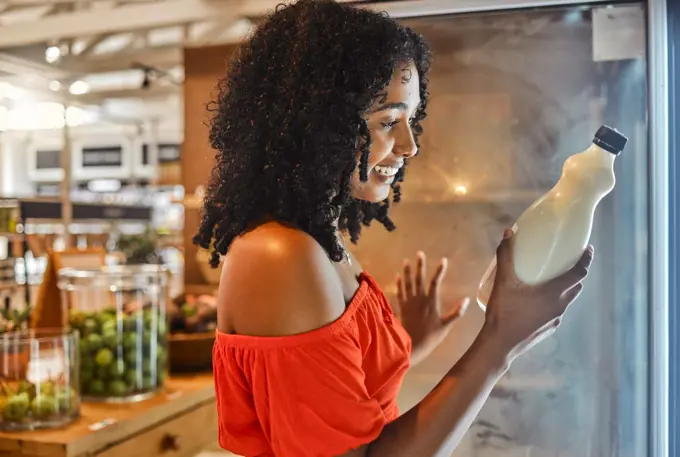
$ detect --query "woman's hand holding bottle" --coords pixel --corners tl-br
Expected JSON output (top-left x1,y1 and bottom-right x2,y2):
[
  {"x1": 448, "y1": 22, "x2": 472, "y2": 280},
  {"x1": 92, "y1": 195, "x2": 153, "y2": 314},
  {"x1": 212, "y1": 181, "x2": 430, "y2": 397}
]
[{"x1": 482, "y1": 229, "x2": 595, "y2": 362}]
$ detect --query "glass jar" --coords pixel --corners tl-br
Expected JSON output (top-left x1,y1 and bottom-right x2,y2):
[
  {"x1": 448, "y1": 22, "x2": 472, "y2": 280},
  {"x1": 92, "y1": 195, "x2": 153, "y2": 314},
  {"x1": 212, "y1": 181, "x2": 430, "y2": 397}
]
[
  {"x1": 0, "y1": 329, "x2": 80, "y2": 431},
  {"x1": 58, "y1": 265, "x2": 168, "y2": 402}
]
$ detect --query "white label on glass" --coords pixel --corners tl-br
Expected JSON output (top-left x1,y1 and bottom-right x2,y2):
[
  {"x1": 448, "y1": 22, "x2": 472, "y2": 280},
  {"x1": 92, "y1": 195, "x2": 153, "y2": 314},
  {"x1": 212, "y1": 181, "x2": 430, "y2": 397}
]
[
  {"x1": 592, "y1": 5, "x2": 645, "y2": 62},
  {"x1": 26, "y1": 348, "x2": 66, "y2": 384}
]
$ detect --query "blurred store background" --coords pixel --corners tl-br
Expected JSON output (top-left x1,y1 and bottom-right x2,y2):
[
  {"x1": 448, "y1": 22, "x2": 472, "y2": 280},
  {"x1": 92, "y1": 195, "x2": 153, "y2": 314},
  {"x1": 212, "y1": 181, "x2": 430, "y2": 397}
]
[{"x1": 0, "y1": 1, "x2": 674, "y2": 457}]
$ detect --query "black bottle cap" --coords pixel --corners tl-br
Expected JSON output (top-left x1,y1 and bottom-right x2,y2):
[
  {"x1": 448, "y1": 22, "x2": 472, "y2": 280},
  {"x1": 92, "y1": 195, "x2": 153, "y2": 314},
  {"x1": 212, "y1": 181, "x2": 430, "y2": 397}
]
[{"x1": 593, "y1": 125, "x2": 628, "y2": 155}]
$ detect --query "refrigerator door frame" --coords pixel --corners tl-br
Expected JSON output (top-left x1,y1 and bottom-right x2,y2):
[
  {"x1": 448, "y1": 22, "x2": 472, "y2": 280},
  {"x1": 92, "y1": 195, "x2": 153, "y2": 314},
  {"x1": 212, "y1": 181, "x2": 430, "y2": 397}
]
[
  {"x1": 372, "y1": 1, "x2": 670, "y2": 456},
  {"x1": 367, "y1": 0, "x2": 612, "y2": 18},
  {"x1": 648, "y1": 1, "x2": 671, "y2": 457},
  {"x1": 664, "y1": 1, "x2": 677, "y2": 457}
]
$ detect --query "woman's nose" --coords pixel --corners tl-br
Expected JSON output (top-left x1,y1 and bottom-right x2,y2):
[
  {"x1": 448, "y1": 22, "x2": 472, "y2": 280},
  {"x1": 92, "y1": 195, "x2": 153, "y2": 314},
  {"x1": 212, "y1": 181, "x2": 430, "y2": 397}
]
[{"x1": 393, "y1": 124, "x2": 418, "y2": 158}]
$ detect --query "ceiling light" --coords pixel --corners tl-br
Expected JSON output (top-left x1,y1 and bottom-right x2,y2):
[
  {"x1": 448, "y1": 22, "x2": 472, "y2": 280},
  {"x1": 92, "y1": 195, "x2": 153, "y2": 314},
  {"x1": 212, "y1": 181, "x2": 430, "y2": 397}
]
[
  {"x1": 48, "y1": 80, "x2": 61, "y2": 92},
  {"x1": 45, "y1": 45, "x2": 61, "y2": 64},
  {"x1": 69, "y1": 80, "x2": 89, "y2": 95},
  {"x1": 454, "y1": 185, "x2": 468, "y2": 196}
]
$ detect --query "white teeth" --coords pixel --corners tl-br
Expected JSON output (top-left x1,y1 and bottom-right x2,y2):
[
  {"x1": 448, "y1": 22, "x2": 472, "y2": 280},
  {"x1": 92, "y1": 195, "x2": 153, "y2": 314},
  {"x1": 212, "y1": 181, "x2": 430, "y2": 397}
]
[{"x1": 374, "y1": 165, "x2": 399, "y2": 177}]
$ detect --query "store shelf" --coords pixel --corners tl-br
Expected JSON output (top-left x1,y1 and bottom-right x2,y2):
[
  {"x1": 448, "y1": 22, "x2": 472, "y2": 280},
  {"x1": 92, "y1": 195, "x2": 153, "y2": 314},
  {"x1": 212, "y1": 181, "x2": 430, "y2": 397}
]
[
  {"x1": 0, "y1": 232, "x2": 24, "y2": 240},
  {"x1": 0, "y1": 373, "x2": 216, "y2": 457},
  {"x1": 18, "y1": 200, "x2": 152, "y2": 222}
]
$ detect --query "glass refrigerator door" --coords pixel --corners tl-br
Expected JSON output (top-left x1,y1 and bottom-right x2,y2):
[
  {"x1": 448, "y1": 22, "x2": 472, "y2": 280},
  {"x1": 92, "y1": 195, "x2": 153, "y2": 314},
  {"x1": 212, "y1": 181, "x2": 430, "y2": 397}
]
[{"x1": 353, "y1": 3, "x2": 650, "y2": 457}]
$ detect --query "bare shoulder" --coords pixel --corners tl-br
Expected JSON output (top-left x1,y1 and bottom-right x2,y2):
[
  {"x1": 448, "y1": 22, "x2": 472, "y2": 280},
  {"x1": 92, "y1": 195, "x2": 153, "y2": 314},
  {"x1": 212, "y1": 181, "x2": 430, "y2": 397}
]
[{"x1": 216, "y1": 221, "x2": 345, "y2": 337}]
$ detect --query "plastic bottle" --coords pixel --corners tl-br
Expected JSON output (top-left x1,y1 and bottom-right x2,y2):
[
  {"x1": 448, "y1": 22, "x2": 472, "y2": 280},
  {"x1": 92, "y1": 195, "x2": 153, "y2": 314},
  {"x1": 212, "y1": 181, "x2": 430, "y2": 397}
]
[{"x1": 477, "y1": 125, "x2": 628, "y2": 312}]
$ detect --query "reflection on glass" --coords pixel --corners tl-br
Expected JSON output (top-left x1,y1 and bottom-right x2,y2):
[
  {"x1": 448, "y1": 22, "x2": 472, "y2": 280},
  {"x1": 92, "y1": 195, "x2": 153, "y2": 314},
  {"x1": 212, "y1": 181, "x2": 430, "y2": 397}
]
[{"x1": 355, "y1": 4, "x2": 648, "y2": 457}]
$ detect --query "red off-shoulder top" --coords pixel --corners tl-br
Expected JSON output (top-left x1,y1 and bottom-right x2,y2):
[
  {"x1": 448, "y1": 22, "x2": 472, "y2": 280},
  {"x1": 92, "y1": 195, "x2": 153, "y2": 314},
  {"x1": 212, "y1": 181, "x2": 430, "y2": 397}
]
[{"x1": 212, "y1": 272, "x2": 412, "y2": 457}]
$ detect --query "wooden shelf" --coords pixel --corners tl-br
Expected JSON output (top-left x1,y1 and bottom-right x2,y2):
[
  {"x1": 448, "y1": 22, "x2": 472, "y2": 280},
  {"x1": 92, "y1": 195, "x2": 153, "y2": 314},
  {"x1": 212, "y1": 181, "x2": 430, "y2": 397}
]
[
  {"x1": 0, "y1": 232, "x2": 24, "y2": 240},
  {"x1": 0, "y1": 373, "x2": 216, "y2": 457}
]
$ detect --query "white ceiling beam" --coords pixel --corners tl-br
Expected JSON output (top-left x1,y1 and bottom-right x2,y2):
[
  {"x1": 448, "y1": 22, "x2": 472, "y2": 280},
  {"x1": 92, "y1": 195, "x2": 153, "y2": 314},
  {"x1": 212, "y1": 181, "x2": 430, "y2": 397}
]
[
  {"x1": 0, "y1": 51, "x2": 69, "y2": 79},
  {"x1": 118, "y1": 31, "x2": 151, "y2": 53},
  {"x1": 0, "y1": 3, "x2": 53, "y2": 24},
  {"x1": 75, "y1": 85, "x2": 177, "y2": 104},
  {"x1": 44, "y1": 19, "x2": 253, "y2": 74},
  {"x1": 191, "y1": 21, "x2": 228, "y2": 46},
  {"x1": 60, "y1": 45, "x2": 181, "y2": 74},
  {"x1": 0, "y1": 74, "x2": 176, "y2": 104},
  {"x1": 70, "y1": 0, "x2": 118, "y2": 54},
  {"x1": 50, "y1": 22, "x2": 253, "y2": 74},
  {"x1": 0, "y1": 0, "x2": 249, "y2": 47},
  {"x1": 191, "y1": 17, "x2": 253, "y2": 46},
  {"x1": 76, "y1": 34, "x2": 113, "y2": 56},
  {"x1": 5, "y1": 0, "x2": 152, "y2": 4},
  {"x1": 0, "y1": 75, "x2": 147, "y2": 125}
]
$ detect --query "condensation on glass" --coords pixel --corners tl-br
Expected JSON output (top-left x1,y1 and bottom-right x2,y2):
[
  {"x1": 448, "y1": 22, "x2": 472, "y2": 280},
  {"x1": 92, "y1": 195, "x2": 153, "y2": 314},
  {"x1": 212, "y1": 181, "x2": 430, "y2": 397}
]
[{"x1": 352, "y1": 4, "x2": 649, "y2": 457}]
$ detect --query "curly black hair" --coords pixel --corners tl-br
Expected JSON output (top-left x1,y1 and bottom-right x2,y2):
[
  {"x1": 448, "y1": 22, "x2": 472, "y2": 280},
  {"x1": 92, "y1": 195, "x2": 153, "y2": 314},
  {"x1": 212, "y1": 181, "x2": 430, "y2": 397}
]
[{"x1": 193, "y1": 0, "x2": 432, "y2": 266}]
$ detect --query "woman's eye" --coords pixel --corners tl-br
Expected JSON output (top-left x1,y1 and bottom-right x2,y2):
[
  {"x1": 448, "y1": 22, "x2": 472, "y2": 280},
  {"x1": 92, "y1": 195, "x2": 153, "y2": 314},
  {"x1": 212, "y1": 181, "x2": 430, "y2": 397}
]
[{"x1": 381, "y1": 120, "x2": 399, "y2": 129}]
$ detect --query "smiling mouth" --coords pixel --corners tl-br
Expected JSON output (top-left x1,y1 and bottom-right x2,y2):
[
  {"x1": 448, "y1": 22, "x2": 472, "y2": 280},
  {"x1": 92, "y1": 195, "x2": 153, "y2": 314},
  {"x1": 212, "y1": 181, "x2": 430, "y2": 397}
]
[{"x1": 373, "y1": 165, "x2": 401, "y2": 177}]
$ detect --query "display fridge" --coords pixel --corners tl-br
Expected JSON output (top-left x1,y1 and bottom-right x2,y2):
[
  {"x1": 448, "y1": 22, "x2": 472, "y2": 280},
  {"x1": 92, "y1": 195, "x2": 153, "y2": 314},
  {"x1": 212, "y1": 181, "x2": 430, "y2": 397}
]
[{"x1": 351, "y1": 1, "x2": 671, "y2": 456}]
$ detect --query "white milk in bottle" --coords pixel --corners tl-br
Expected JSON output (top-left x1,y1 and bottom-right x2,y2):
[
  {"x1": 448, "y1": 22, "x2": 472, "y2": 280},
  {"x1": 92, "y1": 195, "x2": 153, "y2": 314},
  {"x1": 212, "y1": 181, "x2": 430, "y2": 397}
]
[{"x1": 477, "y1": 125, "x2": 628, "y2": 312}]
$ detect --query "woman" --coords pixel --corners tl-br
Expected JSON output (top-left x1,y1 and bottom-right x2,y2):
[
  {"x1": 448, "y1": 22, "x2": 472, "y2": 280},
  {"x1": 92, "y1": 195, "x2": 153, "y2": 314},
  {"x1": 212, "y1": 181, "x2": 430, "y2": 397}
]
[{"x1": 194, "y1": 1, "x2": 594, "y2": 456}]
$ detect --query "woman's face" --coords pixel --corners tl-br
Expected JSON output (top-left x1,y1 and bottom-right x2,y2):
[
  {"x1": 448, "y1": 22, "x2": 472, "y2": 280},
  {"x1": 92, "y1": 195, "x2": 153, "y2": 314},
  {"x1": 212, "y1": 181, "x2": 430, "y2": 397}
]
[{"x1": 351, "y1": 62, "x2": 421, "y2": 203}]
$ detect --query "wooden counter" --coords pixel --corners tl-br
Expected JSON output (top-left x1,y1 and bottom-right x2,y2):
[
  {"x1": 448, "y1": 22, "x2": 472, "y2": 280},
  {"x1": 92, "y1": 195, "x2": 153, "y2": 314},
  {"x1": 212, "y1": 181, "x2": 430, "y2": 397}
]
[{"x1": 0, "y1": 374, "x2": 217, "y2": 457}]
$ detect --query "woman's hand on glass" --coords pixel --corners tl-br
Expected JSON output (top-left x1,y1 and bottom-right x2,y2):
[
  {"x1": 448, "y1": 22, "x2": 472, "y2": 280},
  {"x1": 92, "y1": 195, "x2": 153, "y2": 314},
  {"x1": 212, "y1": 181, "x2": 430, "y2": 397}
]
[{"x1": 395, "y1": 251, "x2": 470, "y2": 364}]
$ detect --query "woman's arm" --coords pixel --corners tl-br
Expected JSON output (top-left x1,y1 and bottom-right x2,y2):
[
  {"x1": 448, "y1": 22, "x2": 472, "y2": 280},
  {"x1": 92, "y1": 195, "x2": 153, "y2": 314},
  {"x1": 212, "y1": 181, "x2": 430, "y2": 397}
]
[
  {"x1": 220, "y1": 226, "x2": 592, "y2": 457},
  {"x1": 346, "y1": 324, "x2": 509, "y2": 457},
  {"x1": 346, "y1": 232, "x2": 592, "y2": 457}
]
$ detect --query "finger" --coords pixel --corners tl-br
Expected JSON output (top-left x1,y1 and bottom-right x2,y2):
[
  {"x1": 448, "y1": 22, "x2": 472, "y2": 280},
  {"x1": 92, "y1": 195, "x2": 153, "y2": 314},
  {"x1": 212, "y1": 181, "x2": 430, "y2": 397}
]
[
  {"x1": 428, "y1": 257, "x2": 448, "y2": 296},
  {"x1": 541, "y1": 316, "x2": 562, "y2": 332},
  {"x1": 441, "y1": 297, "x2": 470, "y2": 325},
  {"x1": 521, "y1": 317, "x2": 562, "y2": 350},
  {"x1": 538, "y1": 314, "x2": 563, "y2": 331},
  {"x1": 547, "y1": 246, "x2": 594, "y2": 291},
  {"x1": 396, "y1": 274, "x2": 405, "y2": 305},
  {"x1": 403, "y1": 260, "x2": 414, "y2": 298},
  {"x1": 415, "y1": 251, "x2": 426, "y2": 295},
  {"x1": 560, "y1": 283, "x2": 584, "y2": 308},
  {"x1": 393, "y1": 275, "x2": 403, "y2": 319},
  {"x1": 494, "y1": 229, "x2": 517, "y2": 282}
]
